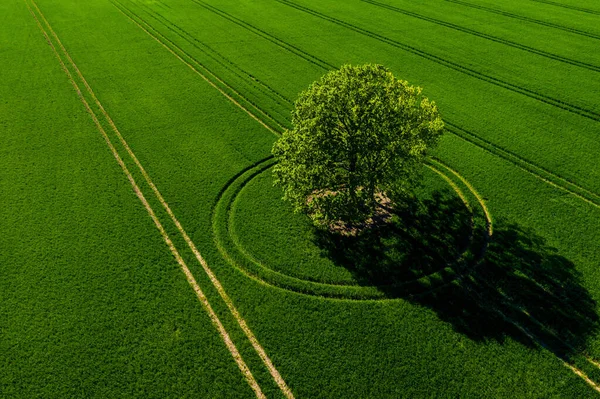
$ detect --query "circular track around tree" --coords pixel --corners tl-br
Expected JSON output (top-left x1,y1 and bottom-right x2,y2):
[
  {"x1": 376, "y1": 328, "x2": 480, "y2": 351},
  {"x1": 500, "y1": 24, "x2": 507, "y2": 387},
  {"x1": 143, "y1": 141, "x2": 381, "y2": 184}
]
[{"x1": 212, "y1": 157, "x2": 492, "y2": 300}]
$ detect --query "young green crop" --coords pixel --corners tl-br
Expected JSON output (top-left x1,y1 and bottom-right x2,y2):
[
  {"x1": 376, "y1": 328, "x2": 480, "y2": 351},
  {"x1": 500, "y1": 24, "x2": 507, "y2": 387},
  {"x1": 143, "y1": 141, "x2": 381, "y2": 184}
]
[{"x1": 4, "y1": 0, "x2": 600, "y2": 397}]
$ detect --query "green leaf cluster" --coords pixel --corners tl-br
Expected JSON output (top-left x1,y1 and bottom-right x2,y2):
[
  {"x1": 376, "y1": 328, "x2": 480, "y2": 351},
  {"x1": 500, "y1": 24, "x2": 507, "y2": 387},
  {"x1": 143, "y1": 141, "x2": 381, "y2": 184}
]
[{"x1": 272, "y1": 64, "x2": 444, "y2": 228}]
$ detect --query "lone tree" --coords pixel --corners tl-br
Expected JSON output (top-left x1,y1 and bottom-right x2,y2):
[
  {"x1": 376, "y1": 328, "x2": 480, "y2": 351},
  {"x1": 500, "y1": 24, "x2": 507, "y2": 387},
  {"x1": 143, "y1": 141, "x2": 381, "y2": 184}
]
[{"x1": 272, "y1": 64, "x2": 444, "y2": 230}]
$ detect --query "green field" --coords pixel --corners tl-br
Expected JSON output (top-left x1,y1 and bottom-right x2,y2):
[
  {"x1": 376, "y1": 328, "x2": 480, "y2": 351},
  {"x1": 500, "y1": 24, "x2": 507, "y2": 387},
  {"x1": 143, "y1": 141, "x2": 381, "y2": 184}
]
[{"x1": 2, "y1": 0, "x2": 600, "y2": 396}]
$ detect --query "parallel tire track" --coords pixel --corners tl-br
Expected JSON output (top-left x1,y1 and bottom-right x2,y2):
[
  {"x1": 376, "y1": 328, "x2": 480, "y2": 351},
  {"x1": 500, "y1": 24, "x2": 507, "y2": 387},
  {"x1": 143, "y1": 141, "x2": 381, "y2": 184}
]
[
  {"x1": 128, "y1": 0, "x2": 292, "y2": 109},
  {"x1": 108, "y1": 3, "x2": 295, "y2": 397},
  {"x1": 187, "y1": 0, "x2": 600, "y2": 210},
  {"x1": 443, "y1": 0, "x2": 600, "y2": 40},
  {"x1": 113, "y1": 0, "x2": 284, "y2": 134},
  {"x1": 184, "y1": 1, "x2": 600, "y2": 210},
  {"x1": 191, "y1": 0, "x2": 334, "y2": 70},
  {"x1": 30, "y1": 0, "x2": 295, "y2": 397},
  {"x1": 445, "y1": 123, "x2": 600, "y2": 209},
  {"x1": 274, "y1": 0, "x2": 600, "y2": 122},
  {"x1": 474, "y1": 274, "x2": 600, "y2": 389},
  {"x1": 362, "y1": 0, "x2": 600, "y2": 73},
  {"x1": 25, "y1": 1, "x2": 266, "y2": 396},
  {"x1": 214, "y1": 157, "x2": 493, "y2": 300},
  {"x1": 530, "y1": 0, "x2": 600, "y2": 16},
  {"x1": 471, "y1": 278, "x2": 600, "y2": 393}
]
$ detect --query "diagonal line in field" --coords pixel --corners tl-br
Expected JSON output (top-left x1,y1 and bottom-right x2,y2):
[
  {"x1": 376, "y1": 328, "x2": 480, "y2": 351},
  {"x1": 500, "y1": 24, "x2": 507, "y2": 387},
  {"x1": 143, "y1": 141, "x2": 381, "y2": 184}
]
[
  {"x1": 112, "y1": 0, "x2": 283, "y2": 136},
  {"x1": 191, "y1": 0, "x2": 334, "y2": 70},
  {"x1": 185, "y1": 0, "x2": 600, "y2": 211},
  {"x1": 429, "y1": 158, "x2": 493, "y2": 236},
  {"x1": 445, "y1": 123, "x2": 600, "y2": 209},
  {"x1": 126, "y1": 0, "x2": 600, "y2": 211},
  {"x1": 491, "y1": 301, "x2": 600, "y2": 393},
  {"x1": 361, "y1": 0, "x2": 600, "y2": 73},
  {"x1": 29, "y1": 0, "x2": 295, "y2": 397},
  {"x1": 471, "y1": 272, "x2": 600, "y2": 389},
  {"x1": 23, "y1": 1, "x2": 266, "y2": 397},
  {"x1": 530, "y1": 0, "x2": 600, "y2": 16},
  {"x1": 442, "y1": 0, "x2": 600, "y2": 41},
  {"x1": 482, "y1": 276, "x2": 600, "y2": 375},
  {"x1": 274, "y1": 0, "x2": 600, "y2": 123},
  {"x1": 128, "y1": 0, "x2": 291, "y2": 109}
]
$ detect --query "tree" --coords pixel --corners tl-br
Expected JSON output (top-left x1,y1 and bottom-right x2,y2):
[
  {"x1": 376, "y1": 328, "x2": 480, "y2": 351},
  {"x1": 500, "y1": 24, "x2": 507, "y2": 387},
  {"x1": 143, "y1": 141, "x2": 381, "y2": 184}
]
[{"x1": 272, "y1": 64, "x2": 444, "y2": 230}]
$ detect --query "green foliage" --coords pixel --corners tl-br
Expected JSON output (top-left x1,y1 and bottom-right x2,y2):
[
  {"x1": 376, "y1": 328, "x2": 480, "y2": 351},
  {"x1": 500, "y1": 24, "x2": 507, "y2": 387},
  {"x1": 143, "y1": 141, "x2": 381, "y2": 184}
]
[
  {"x1": 5, "y1": 0, "x2": 600, "y2": 397},
  {"x1": 272, "y1": 64, "x2": 444, "y2": 228}
]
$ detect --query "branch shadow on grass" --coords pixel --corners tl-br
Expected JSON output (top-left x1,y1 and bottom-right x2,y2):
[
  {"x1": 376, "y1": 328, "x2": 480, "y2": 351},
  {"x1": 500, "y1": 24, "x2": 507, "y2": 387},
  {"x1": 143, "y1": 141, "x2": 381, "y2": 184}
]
[{"x1": 314, "y1": 189, "x2": 599, "y2": 358}]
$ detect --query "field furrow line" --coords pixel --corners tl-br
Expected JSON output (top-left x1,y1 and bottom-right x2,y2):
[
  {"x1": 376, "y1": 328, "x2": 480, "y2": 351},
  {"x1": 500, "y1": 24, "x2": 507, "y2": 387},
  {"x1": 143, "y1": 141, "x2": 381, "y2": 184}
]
[
  {"x1": 24, "y1": 1, "x2": 266, "y2": 396},
  {"x1": 148, "y1": 1, "x2": 600, "y2": 211},
  {"x1": 164, "y1": 4, "x2": 600, "y2": 210},
  {"x1": 177, "y1": 2, "x2": 600, "y2": 209},
  {"x1": 443, "y1": 0, "x2": 600, "y2": 40},
  {"x1": 446, "y1": 123, "x2": 600, "y2": 209},
  {"x1": 31, "y1": 0, "x2": 295, "y2": 396},
  {"x1": 494, "y1": 308, "x2": 600, "y2": 393},
  {"x1": 128, "y1": 0, "x2": 292, "y2": 109},
  {"x1": 530, "y1": 0, "x2": 600, "y2": 16},
  {"x1": 155, "y1": 0, "x2": 172, "y2": 11},
  {"x1": 362, "y1": 0, "x2": 600, "y2": 73},
  {"x1": 455, "y1": 272, "x2": 600, "y2": 391},
  {"x1": 476, "y1": 275, "x2": 600, "y2": 376},
  {"x1": 274, "y1": 0, "x2": 600, "y2": 123},
  {"x1": 113, "y1": 0, "x2": 284, "y2": 134},
  {"x1": 191, "y1": 0, "x2": 335, "y2": 71}
]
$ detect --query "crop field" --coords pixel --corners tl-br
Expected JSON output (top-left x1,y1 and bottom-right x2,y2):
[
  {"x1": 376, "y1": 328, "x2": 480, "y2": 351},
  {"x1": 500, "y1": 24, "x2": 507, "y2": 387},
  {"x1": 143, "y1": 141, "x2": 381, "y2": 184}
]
[{"x1": 2, "y1": 0, "x2": 600, "y2": 396}]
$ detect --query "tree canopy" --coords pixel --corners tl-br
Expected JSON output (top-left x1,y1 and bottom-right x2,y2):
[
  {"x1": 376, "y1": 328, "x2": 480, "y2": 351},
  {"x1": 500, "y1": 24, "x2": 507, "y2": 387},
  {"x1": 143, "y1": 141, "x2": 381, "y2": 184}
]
[{"x1": 272, "y1": 64, "x2": 444, "y2": 230}]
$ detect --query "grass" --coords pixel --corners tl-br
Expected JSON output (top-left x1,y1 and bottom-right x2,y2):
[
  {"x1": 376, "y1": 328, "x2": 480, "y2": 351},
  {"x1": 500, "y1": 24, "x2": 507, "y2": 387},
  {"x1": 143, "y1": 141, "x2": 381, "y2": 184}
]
[
  {"x1": 0, "y1": 3, "x2": 257, "y2": 396},
  {"x1": 219, "y1": 159, "x2": 488, "y2": 296},
  {"x1": 2, "y1": 0, "x2": 600, "y2": 396}
]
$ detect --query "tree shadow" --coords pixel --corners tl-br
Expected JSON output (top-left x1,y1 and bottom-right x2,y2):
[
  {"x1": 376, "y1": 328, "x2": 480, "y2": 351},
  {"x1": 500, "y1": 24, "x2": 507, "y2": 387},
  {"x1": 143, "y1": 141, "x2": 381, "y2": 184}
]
[
  {"x1": 314, "y1": 189, "x2": 474, "y2": 287},
  {"x1": 315, "y1": 190, "x2": 599, "y2": 359}
]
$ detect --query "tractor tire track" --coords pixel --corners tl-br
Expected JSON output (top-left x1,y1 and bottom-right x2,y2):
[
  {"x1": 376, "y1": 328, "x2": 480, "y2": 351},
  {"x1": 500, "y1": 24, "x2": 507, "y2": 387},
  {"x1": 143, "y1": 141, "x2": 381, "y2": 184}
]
[
  {"x1": 191, "y1": 0, "x2": 335, "y2": 71},
  {"x1": 128, "y1": 0, "x2": 292, "y2": 109},
  {"x1": 213, "y1": 156, "x2": 493, "y2": 300},
  {"x1": 31, "y1": 0, "x2": 295, "y2": 396},
  {"x1": 114, "y1": 0, "x2": 284, "y2": 134},
  {"x1": 530, "y1": 0, "x2": 600, "y2": 16},
  {"x1": 182, "y1": 1, "x2": 600, "y2": 209},
  {"x1": 476, "y1": 274, "x2": 600, "y2": 385},
  {"x1": 445, "y1": 123, "x2": 600, "y2": 209},
  {"x1": 443, "y1": 0, "x2": 600, "y2": 40},
  {"x1": 472, "y1": 281, "x2": 600, "y2": 393},
  {"x1": 362, "y1": 0, "x2": 600, "y2": 73},
  {"x1": 25, "y1": 1, "x2": 266, "y2": 396},
  {"x1": 110, "y1": 3, "x2": 295, "y2": 396},
  {"x1": 274, "y1": 0, "x2": 600, "y2": 123}
]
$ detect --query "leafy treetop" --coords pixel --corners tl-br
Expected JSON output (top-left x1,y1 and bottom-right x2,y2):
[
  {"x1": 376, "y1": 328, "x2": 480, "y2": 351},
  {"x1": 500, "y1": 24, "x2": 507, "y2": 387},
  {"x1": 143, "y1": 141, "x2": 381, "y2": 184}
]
[{"x1": 272, "y1": 64, "x2": 444, "y2": 229}]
